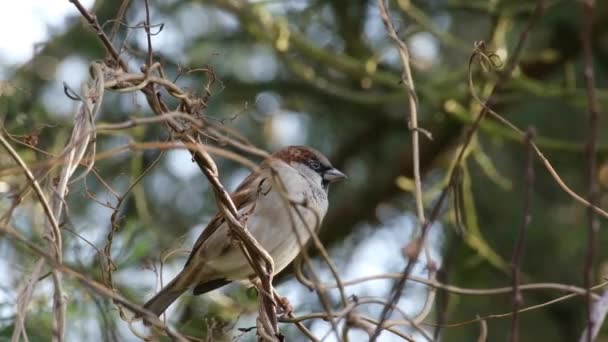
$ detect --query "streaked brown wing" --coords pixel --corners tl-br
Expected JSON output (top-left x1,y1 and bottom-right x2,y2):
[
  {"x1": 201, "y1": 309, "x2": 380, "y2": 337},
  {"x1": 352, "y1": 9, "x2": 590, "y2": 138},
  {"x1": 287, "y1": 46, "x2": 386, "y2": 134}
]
[{"x1": 184, "y1": 166, "x2": 267, "y2": 267}]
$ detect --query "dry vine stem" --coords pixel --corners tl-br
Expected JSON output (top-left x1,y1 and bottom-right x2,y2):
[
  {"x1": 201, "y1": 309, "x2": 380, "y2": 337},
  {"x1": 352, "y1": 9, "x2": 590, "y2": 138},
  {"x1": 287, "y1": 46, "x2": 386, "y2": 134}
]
[
  {"x1": 270, "y1": 171, "x2": 347, "y2": 340},
  {"x1": 510, "y1": 128, "x2": 535, "y2": 342},
  {"x1": 67, "y1": 1, "x2": 282, "y2": 338},
  {"x1": 369, "y1": 0, "x2": 548, "y2": 339},
  {"x1": 375, "y1": 0, "x2": 424, "y2": 224},
  {"x1": 0, "y1": 135, "x2": 58, "y2": 342},
  {"x1": 0, "y1": 223, "x2": 190, "y2": 341},
  {"x1": 427, "y1": 280, "x2": 608, "y2": 328},
  {"x1": 3, "y1": 62, "x2": 105, "y2": 342},
  {"x1": 318, "y1": 273, "x2": 601, "y2": 298},
  {"x1": 372, "y1": 0, "x2": 433, "y2": 339},
  {"x1": 579, "y1": 1, "x2": 601, "y2": 341}
]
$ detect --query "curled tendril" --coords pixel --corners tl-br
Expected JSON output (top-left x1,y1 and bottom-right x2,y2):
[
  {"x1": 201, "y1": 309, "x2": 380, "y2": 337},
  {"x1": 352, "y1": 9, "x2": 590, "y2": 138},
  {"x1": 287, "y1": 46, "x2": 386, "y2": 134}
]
[
  {"x1": 101, "y1": 19, "x2": 165, "y2": 36},
  {"x1": 63, "y1": 82, "x2": 83, "y2": 101},
  {"x1": 473, "y1": 40, "x2": 503, "y2": 72}
]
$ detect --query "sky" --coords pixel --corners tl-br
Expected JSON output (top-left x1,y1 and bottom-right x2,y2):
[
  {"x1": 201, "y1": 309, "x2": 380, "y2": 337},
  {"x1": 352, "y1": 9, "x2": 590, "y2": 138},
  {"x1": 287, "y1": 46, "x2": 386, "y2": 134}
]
[{"x1": 0, "y1": 0, "x2": 94, "y2": 76}]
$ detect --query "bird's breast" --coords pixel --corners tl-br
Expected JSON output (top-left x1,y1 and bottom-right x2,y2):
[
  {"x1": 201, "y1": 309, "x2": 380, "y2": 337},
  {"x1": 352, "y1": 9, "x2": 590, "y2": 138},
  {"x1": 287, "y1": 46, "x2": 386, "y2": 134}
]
[
  {"x1": 201, "y1": 162, "x2": 329, "y2": 280},
  {"x1": 246, "y1": 171, "x2": 328, "y2": 274}
]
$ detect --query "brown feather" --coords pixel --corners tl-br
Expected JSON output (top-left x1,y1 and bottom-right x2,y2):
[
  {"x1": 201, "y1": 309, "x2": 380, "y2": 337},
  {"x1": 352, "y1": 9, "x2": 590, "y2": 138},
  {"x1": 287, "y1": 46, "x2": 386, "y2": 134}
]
[
  {"x1": 184, "y1": 160, "x2": 271, "y2": 267},
  {"x1": 273, "y1": 145, "x2": 330, "y2": 166}
]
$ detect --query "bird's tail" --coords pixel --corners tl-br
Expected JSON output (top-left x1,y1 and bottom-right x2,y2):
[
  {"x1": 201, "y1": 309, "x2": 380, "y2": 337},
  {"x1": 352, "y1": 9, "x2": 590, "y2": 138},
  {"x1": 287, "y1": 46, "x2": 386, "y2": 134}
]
[{"x1": 143, "y1": 273, "x2": 189, "y2": 317}]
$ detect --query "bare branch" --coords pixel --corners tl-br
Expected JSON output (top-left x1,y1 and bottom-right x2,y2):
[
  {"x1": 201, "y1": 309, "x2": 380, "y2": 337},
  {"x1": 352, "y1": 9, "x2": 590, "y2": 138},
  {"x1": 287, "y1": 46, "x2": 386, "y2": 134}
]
[
  {"x1": 510, "y1": 128, "x2": 536, "y2": 342},
  {"x1": 579, "y1": 0, "x2": 602, "y2": 341}
]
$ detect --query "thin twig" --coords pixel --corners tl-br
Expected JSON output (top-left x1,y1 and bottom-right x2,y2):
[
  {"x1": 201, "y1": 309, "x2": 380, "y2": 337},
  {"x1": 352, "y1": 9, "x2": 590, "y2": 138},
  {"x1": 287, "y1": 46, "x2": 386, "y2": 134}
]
[
  {"x1": 477, "y1": 316, "x2": 488, "y2": 342},
  {"x1": 426, "y1": 280, "x2": 608, "y2": 328},
  {"x1": 108, "y1": 0, "x2": 130, "y2": 43},
  {"x1": 0, "y1": 223, "x2": 190, "y2": 342},
  {"x1": 580, "y1": 289, "x2": 608, "y2": 342},
  {"x1": 143, "y1": 0, "x2": 153, "y2": 68},
  {"x1": 319, "y1": 273, "x2": 599, "y2": 298},
  {"x1": 580, "y1": 1, "x2": 601, "y2": 341},
  {"x1": 510, "y1": 127, "x2": 536, "y2": 342},
  {"x1": 0, "y1": 133, "x2": 64, "y2": 342},
  {"x1": 68, "y1": 0, "x2": 127, "y2": 70},
  {"x1": 375, "y1": 0, "x2": 425, "y2": 225},
  {"x1": 371, "y1": 1, "x2": 429, "y2": 338},
  {"x1": 370, "y1": 1, "x2": 545, "y2": 339},
  {"x1": 270, "y1": 171, "x2": 344, "y2": 340},
  {"x1": 0, "y1": 134, "x2": 61, "y2": 253}
]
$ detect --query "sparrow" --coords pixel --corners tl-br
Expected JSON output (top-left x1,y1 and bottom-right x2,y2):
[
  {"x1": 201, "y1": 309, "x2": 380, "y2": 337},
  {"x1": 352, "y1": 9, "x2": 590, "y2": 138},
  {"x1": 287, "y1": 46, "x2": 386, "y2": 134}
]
[{"x1": 143, "y1": 145, "x2": 346, "y2": 316}]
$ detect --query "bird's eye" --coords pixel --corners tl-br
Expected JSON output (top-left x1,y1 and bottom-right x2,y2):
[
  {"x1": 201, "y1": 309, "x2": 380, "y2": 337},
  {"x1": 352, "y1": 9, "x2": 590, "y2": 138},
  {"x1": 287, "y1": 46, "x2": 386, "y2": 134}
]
[{"x1": 309, "y1": 160, "x2": 321, "y2": 170}]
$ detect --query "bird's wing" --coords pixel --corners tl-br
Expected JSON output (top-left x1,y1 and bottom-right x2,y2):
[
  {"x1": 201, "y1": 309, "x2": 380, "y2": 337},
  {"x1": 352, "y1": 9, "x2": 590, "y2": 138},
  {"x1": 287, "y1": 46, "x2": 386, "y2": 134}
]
[{"x1": 184, "y1": 165, "x2": 270, "y2": 267}]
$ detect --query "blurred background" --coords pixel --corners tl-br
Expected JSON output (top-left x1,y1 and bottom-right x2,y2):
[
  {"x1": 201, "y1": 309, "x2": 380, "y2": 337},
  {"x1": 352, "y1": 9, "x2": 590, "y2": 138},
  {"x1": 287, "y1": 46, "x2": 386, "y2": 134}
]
[{"x1": 1, "y1": 0, "x2": 608, "y2": 341}]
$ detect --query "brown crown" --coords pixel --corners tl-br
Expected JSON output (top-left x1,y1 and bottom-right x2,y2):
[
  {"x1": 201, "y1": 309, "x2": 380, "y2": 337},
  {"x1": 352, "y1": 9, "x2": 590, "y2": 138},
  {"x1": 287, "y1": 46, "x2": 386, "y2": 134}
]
[{"x1": 273, "y1": 145, "x2": 329, "y2": 165}]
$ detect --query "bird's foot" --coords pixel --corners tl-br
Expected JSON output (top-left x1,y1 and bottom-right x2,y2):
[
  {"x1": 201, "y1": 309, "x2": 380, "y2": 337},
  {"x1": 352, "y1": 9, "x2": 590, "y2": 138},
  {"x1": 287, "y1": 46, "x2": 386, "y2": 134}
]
[{"x1": 274, "y1": 293, "x2": 293, "y2": 317}]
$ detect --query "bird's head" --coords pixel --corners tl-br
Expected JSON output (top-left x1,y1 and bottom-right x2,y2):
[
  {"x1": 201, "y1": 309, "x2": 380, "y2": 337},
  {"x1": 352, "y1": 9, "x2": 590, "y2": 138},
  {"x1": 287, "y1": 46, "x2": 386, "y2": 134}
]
[{"x1": 274, "y1": 145, "x2": 346, "y2": 190}]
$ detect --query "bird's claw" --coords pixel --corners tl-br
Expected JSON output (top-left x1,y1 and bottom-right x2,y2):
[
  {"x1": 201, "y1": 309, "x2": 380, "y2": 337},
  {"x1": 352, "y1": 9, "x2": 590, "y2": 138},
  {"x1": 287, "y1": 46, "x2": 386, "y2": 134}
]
[{"x1": 274, "y1": 295, "x2": 293, "y2": 317}]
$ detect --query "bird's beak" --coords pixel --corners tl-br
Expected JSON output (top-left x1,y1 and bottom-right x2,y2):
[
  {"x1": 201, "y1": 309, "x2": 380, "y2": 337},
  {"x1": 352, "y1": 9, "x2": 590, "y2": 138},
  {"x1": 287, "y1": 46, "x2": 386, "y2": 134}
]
[{"x1": 323, "y1": 168, "x2": 347, "y2": 183}]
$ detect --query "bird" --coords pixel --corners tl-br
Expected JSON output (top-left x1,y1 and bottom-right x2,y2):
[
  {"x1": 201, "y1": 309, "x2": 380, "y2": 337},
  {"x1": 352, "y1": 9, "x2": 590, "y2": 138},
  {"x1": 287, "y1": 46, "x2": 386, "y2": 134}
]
[{"x1": 142, "y1": 145, "x2": 346, "y2": 317}]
